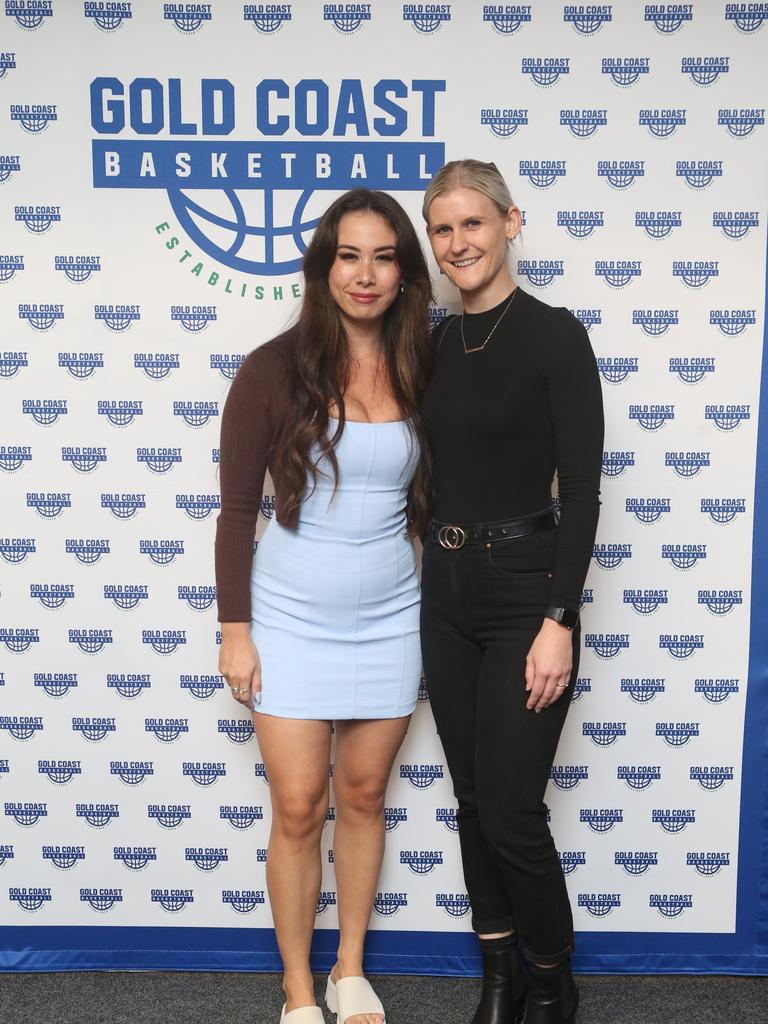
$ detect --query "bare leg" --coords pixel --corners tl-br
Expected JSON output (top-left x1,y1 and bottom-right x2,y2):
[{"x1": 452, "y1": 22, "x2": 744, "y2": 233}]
[
  {"x1": 254, "y1": 714, "x2": 333, "y2": 1013},
  {"x1": 331, "y1": 716, "x2": 411, "y2": 1024}
]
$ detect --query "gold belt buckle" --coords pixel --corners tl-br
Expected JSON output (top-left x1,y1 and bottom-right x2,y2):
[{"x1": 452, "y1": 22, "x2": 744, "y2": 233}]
[{"x1": 438, "y1": 525, "x2": 466, "y2": 550}]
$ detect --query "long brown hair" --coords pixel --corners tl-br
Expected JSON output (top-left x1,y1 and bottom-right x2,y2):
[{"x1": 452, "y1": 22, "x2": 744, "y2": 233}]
[{"x1": 281, "y1": 189, "x2": 433, "y2": 536}]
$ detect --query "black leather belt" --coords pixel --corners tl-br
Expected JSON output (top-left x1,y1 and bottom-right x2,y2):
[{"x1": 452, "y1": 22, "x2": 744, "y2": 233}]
[{"x1": 428, "y1": 510, "x2": 557, "y2": 550}]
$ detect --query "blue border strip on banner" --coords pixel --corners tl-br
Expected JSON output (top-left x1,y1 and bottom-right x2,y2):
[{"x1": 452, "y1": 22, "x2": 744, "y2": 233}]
[{"x1": 1, "y1": 257, "x2": 767, "y2": 980}]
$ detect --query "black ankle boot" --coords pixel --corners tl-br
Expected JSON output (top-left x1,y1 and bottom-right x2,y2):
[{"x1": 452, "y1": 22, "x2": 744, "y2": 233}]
[
  {"x1": 471, "y1": 934, "x2": 528, "y2": 1024},
  {"x1": 521, "y1": 961, "x2": 579, "y2": 1024}
]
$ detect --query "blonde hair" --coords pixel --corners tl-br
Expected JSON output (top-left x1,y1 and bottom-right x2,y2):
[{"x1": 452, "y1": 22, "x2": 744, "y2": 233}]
[{"x1": 422, "y1": 159, "x2": 515, "y2": 223}]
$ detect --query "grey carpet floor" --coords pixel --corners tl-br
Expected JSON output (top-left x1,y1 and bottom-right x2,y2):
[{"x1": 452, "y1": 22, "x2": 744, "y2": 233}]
[{"x1": 1, "y1": 971, "x2": 766, "y2": 1024}]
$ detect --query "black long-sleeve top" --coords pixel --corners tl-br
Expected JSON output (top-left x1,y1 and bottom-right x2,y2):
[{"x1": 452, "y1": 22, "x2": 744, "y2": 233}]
[{"x1": 422, "y1": 287, "x2": 604, "y2": 612}]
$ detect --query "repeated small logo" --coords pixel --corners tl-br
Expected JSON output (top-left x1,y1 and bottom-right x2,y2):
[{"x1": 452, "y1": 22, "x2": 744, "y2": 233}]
[
  {"x1": 602, "y1": 451, "x2": 635, "y2": 478},
  {"x1": 325, "y1": 3, "x2": 371, "y2": 33},
  {"x1": 400, "y1": 763, "x2": 444, "y2": 789},
  {"x1": 559, "y1": 212, "x2": 604, "y2": 239},
  {"x1": 700, "y1": 498, "x2": 746, "y2": 525},
  {"x1": 0, "y1": 630, "x2": 40, "y2": 656},
  {"x1": 519, "y1": 159, "x2": 566, "y2": 188},
  {"x1": 22, "y1": 398, "x2": 68, "y2": 427},
  {"x1": 718, "y1": 108, "x2": 765, "y2": 137},
  {"x1": 210, "y1": 353, "x2": 244, "y2": 380},
  {"x1": 163, "y1": 3, "x2": 212, "y2": 33},
  {"x1": 687, "y1": 851, "x2": 730, "y2": 877},
  {"x1": 625, "y1": 497, "x2": 671, "y2": 525},
  {"x1": 481, "y1": 108, "x2": 528, "y2": 138},
  {"x1": 69, "y1": 630, "x2": 113, "y2": 656},
  {"x1": 629, "y1": 403, "x2": 674, "y2": 431},
  {"x1": 140, "y1": 539, "x2": 185, "y2": 566},
  {"x1": 180, "y1": 673, "x2": 224, "y2": 699},
  {"x1": 669, "y1": 356, "x2": 715, "y2": 384},
  {"x1": 650, "y1": 893, "x2": 693, "y2": 918},
  {"x1": 581, "y1": 720, "x2": 627, "y2": 746},
  {"x1": 695, "y1": 677, "x2": 740, "y2": 704},
  {"x1": 592, "y1": 543, "x2": 632, "y2": 569},
  {"x1": 676, "y1": 160, "x2": 723, "y2": 190},
  {"x1": 521, "y1": 57, "x2": 570, "y2": 87},
  {"x1": 435, "y1": 807, "x2": 458, "y2": 832},
  {"x1": 34, "y1": 671, "x2": 78, "y2": 698},
  {"x1": 110, "y1": 760, "x2": 154, "y2": 785},
  {"x1": 384, "y1": 807, "x2": 408, "y2": 832},
  {"x1": 698, "y1": 589, "x2": 743, "y2": 616},
  {"x1": 639, "y1": 108, "x2": 686, "y2": 138},
  {"x1": 690, "y1": 765, "x2": 734, "y2": 792},
  {"x1": 482, "y1": 4, "x2": 532, "y2": 34},
  {"x1": 170, "y1": 304, "x2": 217, "y2": 332},
  {"x1": 0, "y1": 49, "x2": 16, "y2": 78},
  {"x1": 400, "y1": 849, "x2": 444, "y2": 875},
  {"x1": 5, "y1": 800, "x2": 47, "y2": 826},
  {"x1": 185, "y1": 847, "x2": 228, "y2": 872},
  {"x1": 76, "y1": 802, "x2": 120, "y2": 827},
  {"x1": 661, "y1": 543, "x2": 707, "y2": 570},
  {"x1": 37, "y1": 759, "x2": 82, "y2": 785},
  {"x1": 144, "y1": 717, "x2": 189, "y2": 743},
  {"x1": 598, "y1": 160, "x2": 644, "y2": 189},
  {"x1": 94, "y1": 303, "x2": 140, "y2": 332},
  {"x1": 559, "y1": 851, "x2": 586, "y2": 876},
  {"x1": 665, "y1": 451, "x2": 710, "y2": 478},
  {"x1": 243, "y1": 3, "x2": 292, "y2": 34},
  {"x1": 644, "y1": 4, "x2": 693, "y2": 33},
  {"x1": 1, "y1": 536, "x2": 36, "y2": 569},
  {"x1": 61, "y1": 446, "x2": 107, "y2": 473},
  {"x1": 0, "y1": 155, "x2": 21, "y2": 184},
  {"x1": 635, "y1": 213, "x2": 682, "y2": 241},
  {"x1": 402, "y1": 3, "x2": 451, "y2": 34},
  {"x1": 595, "y1": 260, "x2": 641, "y2": 288},
  {"x1": 134, "y1": 353, "x2": 181, "y2": 380},
  {"x1": 176, "y1": 494, "x2": 221, "y2": 521},
  {"x1": 725, "y1": 3, "x2": 768, "y2": 32},
  {"x1": 315, "y1": 890, "x2": 337, "y2": 915},
  {"x1": 373, "y1": 891, "x2": 408, "y2": 917},
  {"x1": 260, "y1": 495, "x2": 276, "y2": 520},
  {"x1": 580, "y1": 589, "x2": 593, "y2": 610},
  {"x1": 137, "y1": 447, "x2": 183, "y2": 474},
  {"x1": 577, "y1": 893, "x2": 621, "y2": 918},
  {"x1": 571, "y1": 308, "x2": 602, "y2": 331},
  {"x1": 436, "y1": 892, "x2": 471, "y2": 918},
  {"x1": 516, "y1": 259, "x2": 564, "y2": 288},
  {"x1": 152, "y1": 888, "x2": 195, "y2": 912},
  {"x1": 219, "y1": 805, "x2": 264, "y2": 830},
  {"x1": 19, "y1": 303, "x2": 64, "y2": 331},
  {"x1": 652, "y1": 807, "x2": 696, "y2": 833},
  {"x1": 0, "y1": 255, "x2": 24, "y2": 282},
  {"x1": 72, "y1": 714, "x2": 116, "y2": 740},
  {"x1": 623, "y1": 589, "x2": 668, "y2": 616},
  {"x1": 104, "y1": 584, "x2": 149, "y2": 611},
  {"x1": 681, "y1": 56, "x2": 729, "y2": 86},
  {"x1": 113, "y1": 846, "x2": 157, "y2": 871},
  {"x1": 65, "y1": 538, "x2": 110, "y2": 565},
  {"x1": 0, "y1": 444, "x2": 32, "y2": 472},
  {"x1": 709, "y1": 309, "x2": 755, "y2": 336},
  {"x1": 218, "y1": 718, "x2": 255, "y2": 744},
  {"x1": 183, "y1": 761, "x2": 226, "y2": 787},
  {"x1": 147, "y1": 803, "x2": 192, "y2": 829},
  {"x1": 58, "y1": 352, "x2": 104, "y2": 379},
  {"x1": 178, "y1": 584, "x2": 216, "y2": 612},
  {"x1": 656, "y1": 722, "x2": 699, "y2": 747},
  {"x1": 620, "y1": 678, "x2": 666, "y2": 703},
  {"x1": 560, "y1": 108, "x2": 607, "y2": 139},
  {"x1": 6, "y1": 0, "x2": 54, "y2": 30},
  {"x1": 254, "y1": 763, "x2": 269, "y2": 784},
  {"x1": 705, "y1": 404, "x2": 750, "y2": 431},
  {"x1": 97, "y1": 400, "x2": 143, "y2": 427},
  {"x1": 0, "y1": 843, "x2": 14, "y2": 867},
  {"x1": 659, "y1": 633, "x2": 704, "y2": 660},
  {"x1": 10, "y1": 102, "x2": 57, "y2": 133},
  {"x1": 713, "y1": 210, "x2": 759, "y2": 239},
  {"x1": 601, "y1": 57, "x2": 650, "y2": 87},
  {"x1": 27, "y1": 491, "x2": 70, "y2": 519},
  {"x1": 9, "y1": 887, "x2": 53, "y2": 912},
  {"x1": 550, "y1": 764, "x2": 589, "y2": 790},
  {"x1": 563, "y1": 4, "x2": 612, "y2": 34},
  {"x1": 615, "y1": 851, "x2": 658, "y2": 877},
  {"x1": 42, "y1": 843, "x2": 85, "y2": 869},
  {"x1": 14, "y1": 204, "x2": 60, "y2": 234},
  {"x1": 617, "y1": 765, "x2": 662, "y2": 791},
  {"x1": 31, "y1": 583, "x2": 75, "y2": 610},
  {"x1": 84, "y1": 2, "x2": 133, "y2": 31}
]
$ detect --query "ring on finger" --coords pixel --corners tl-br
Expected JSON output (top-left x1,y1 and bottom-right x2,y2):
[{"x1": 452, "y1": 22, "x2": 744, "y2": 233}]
[
  {"x1": 231, "y1": 686, "x2": 249, "y2": 696},
  {"x1": 555, "y1": 681, "x2": 569, "y2": 689}
]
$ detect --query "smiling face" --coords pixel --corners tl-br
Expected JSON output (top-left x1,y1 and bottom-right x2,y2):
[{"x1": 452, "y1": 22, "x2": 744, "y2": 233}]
[
  {"x1": 327, "y1": 210, "x2": 401, "y2": 334},
  {"x1": 426, "y1": 186, "x2": 521, "y2": 310}
]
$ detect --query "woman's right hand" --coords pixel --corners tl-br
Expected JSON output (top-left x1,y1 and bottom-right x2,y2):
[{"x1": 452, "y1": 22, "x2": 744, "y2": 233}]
[{"x1": 218, "y1": 622, "x2": 262, "y2": 710}]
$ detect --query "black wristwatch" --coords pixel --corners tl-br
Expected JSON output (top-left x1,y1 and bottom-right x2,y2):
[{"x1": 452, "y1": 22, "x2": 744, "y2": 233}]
[{"x1": 543, "y1": 606, "x2": 580, "y2": 630}]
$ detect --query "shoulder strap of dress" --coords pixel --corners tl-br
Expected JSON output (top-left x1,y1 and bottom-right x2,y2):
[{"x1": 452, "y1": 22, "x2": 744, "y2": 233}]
[{"x1": 436, "y1": 314, "x2": 460, "y2": 353}]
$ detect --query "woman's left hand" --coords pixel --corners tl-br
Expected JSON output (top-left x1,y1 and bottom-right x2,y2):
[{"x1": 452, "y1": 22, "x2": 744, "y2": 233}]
[{"x1": 524, "y1": 619, "x2": 574, "y2": 712}]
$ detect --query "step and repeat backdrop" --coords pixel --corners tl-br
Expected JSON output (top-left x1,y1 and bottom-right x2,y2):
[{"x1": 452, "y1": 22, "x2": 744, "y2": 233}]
[{"x1": 1, "y1": 0, "x2": 767, "y2": 975}]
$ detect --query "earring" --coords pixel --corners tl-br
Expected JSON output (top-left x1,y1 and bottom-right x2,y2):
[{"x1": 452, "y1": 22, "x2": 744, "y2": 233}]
[{"x1": 400, "y1": 282, "x2": 406, "y2": 293}]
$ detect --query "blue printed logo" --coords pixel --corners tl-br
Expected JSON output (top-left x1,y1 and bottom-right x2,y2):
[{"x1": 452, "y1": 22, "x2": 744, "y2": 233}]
[
  {"x1": 221, "y1": 888, "x2": 266, "y2": 913},
  {"x1": 76, "y1": 802, "x2": 120, "y2": 827},
  {"x1": 601, "y1": 57, "x2": 649, "y2": 87},
  {"x1": 402, "y1": 3, "x2": 450, "y2": 33},
  {"x1": 113, "y1": 846, "x2": 157, "y2": 870},
  {"x1": 65, "y1": 538, "x2": 110, "y2": 565},
  {"x1": 107, "y1": 668, "x2": 151, "y2": 696},
  {"x1": 435, "y1": 807, "x2": 457, "y2": 832},
  {"x1": 669, "y1": 356, "x2": 715, "y2": 384},
  {"x1": 27, "y1": 492, "x2": 70, "y2": 519},
  {"x1": 580, "y1": 809, "x2": 623, "y2": 834},
  {"x1": 6, "y1": 0, "x2": 54, "y2": 30},
  {"x1": 171, "y1": 304, "x2": 217, "y2": 331},
  {"x1": 110, "y1": 760, "x2": 154, "y2": 785},
  {"x1": 620, "y1": 678, "x2": 665, "y2": 703},
  {"x1": 72, "y1": 714, "x2": 115, "y2": 739},
  {"x1": 94, "y1": 304, "x2": 140, "y2": 332},
  {"x1": 718, "y1": 108, "x2": 764, "y2": 138},
  {"x1": 14, "y1": 204, "x2": 60, "y2": 234},
  {"x1": 42, "y1": 844, "x2": 85, "y2": 869},
  {"x1": 585, "y1": 635, "x2": 631, "y2": 660},
  {"x1": 243, "y1": 3, "x2": 291, "y2": 34},
  {"x1": 665, "y1": 451, "x2": 710, "y2": 478},
  {"x1": 180, "y1": 672, "x2": 224, "y2": 699},
  {"x1": 559, "y1": 212, "x2": 603, "y2": 239},
  {"x1": 163, "y1": 3, "x2": 211, "y2": 32},
  {"x1": 560, "y1": 108, "x2": 607, "y2": 139},
  {"x1": 705, "y1": 404, "x2": 750, "y2": 431},
  {"x1": 681, "y1": 56, "x2": 729, "y2": 86},
  {"x1": 582, "y1": 720, "x2": 627, "y2": 745},
  {"x1": 639, "y1": 108, "x2": 686, "y2": 139},
  {"x1": 9, "y1": 887, "x2": 52, "y2": 911},
  {"x1": 698, "y1": 589, "x2": 743, "y2": 616},
  {"x1": 550, "y1": 765, "x2": 589, "y2": 790},
  {"x1": 183, "y1": 761, "x2": 226, "y2": 787},
  {"x1": 400, "y1": 849, "x2": 444, "y2": 874},
  {"x1": 629, "y1": 404, "x2": 674, "y2": 431},
  {"x1": 178, "y1": 584, "x2": 216, "y2": 611},
  {"x1": 19, "y1": 303, "x2": 64, "y2": 331},
  {"x1": 147, "y1": 803, "x2": 191, "y2": 828},
  {"x1": 10, "y1": 102, "x2": 57, "y2": 132},
  {"x1": 652, "y1": 808, "x2": 696, "y2": 832},
  {"x1": 0, "y1": 49, "x2": 16, "y2": 78},
  {"x1": 713, "y1": 210, "x2": 759, "y2": 239},
  {"x1": 635, "y1": 213, "x2": 682, "y2": 241},
  {"x1": 186, "y1": 846, "x2": 228, "y2": 871},
  {"x1": 145, "y1": 718, "x2": 189, "y2": 743},
  {"x1": 481, "y1": 107, "x2": 528, "y2": 138},
  {"x1": 220, "y1": 805, "x2": 264, "y2": 829},
  {"x1": 519, "y1": 159, "x2": 566, "y2": 188},
  {"x1": 399, "y1": 763, "x2": 444, "y2": 789},
  {"x1": 325, "y1": 3, "x2": 371, "y2": 33},
  {"x1": 134, "y1": 353, "x2": 180, "y2": 380},
  {"x1": 173, "y1": 402, "x2": 219, "y2": 428},
  {"x1": 210, "y1": 353, "x2": 244, "y2": 380},
  {"x1": 687, "y1": 851, "x2": 730, "y2": 876},
  {"x1": 656, "y1": 723, "x2": 699, "y2": 747},
  {"x1": 142, "y1": 630, "x2": 186, "y2": 655},
  {"x1": 384, "y1": 807, "x2": 408, "y2": 832},
  {"x1": 661, "y1": 543, "x2": 706, "y2": 569},
  {"x1": 30, "y1": 583, "x2": 75, "y2": 610},
  {"x1": 601, "y1": 451, "x2": 635, "y2": 477},
  {"x1": 596, "y1": 356, "x2": 639, "y2": 385},
  {"x1": 577, "y1": 893, "x2": 621, "y2": 917},
  {"x1": 482, "y1": 4, "x2": 531, "y2": 34},
  {"x1": 563, "y1": 4, "x2": 612, "y2": 34},
  {"x1": 373, "y1": 891, "x2": 408, "y2": 916},
  {"x1": 5, "y1": 800, "x2": 47, "y2": 825},
  {"x1": 0, "y1": 629, "x2": 40, "y2": 655},
  {"x1": 84, "y1": 2, "x2": 133, "y2": 31},
  {"x1": 37, "y1": 760, "x2": 82, "y2": 785},
  {"x1": 615, "y1": 851, "x2": 658, "y2": 876},
  {"x1": 0, "y1": 255, "x2": 24, "y2": 282},
  {"x1": 316, "y1": 890, "x2": 337, "y2": 915},
  {"x1": 97, "y1": 400, "x2": 143, "y2": 427},
  {"x1": 659, "y1": 634, "x2": 704, "y2": 660},
  {"x1": 151, "y1": 888, "x2": 195, "y2": 912},
  {"x1": 676, "y1": 160, "x2": 723, "y2": 190},
  {"x1": 436, "y1": 892, "x2": 471, "y2": 918},
  {"x1": 690, "y1": 765, "x2": 734, "y2": 792},
  {"x1": 516, "y1": 259, "x2": 564, "y2": 288},
  {"x1": 595, "y1": 260, "x2": 641, "y2": 288},
  {"x1": 34, "y1": 671, "x2": 78, "y2": 698},
  {"x1": 625, "y1": 498, "x2": 671, "y2": 525},
  {"x1": 218, "y1": 718, "x2": 255, "y2": 744},
  {"x1": 137, "y1": 447, "x2": 182, "y2": 474},
  {"x1": 592, "y1": 543, "x2": 632, "y2": 569},
  {"x1": 700, "y1": 498, "x2": 745, "y2": 525},
  {"x1": 559, "y1": 851, "x2": 586, "y2": 875},
  {"x1": 522, "y1": 57, "x2": 570, "y2": 87},
  {"x1": 22, "y1": 399, "x2": 67, "y2": 427},
  {"x1": 140, "y1": 539, "x2": 184, "y2": 565},
  {"x1": 0, "y1": 444, "x2": 32, "y2": 472},
  {"x1": 570, "y1": 308, "x2": 601, "y2": 331},
  {"x1": 617, "y1": 765, "x2": 661, "y2": 790},
  {"x1": 598, "y1": 160, "x2": 644, "y2": 189},
  {"x1": 650, "y1": 894, "x2": 692, "y2": 918},
  {"x1": 0, "y1": 155, "x2": 22, "y2": 184},
  {"x1": 725, "y1": 3, "x2": 768, "y2": 32},
  {"x1": 710, "y1": 309, "x2": 755, "y2": 336},
  {"x1": 61, "y1": 446, "x2": 107, "y2": 474},
  {"x1": 644, "y1": 4, "x2": 693, "y2": 32},
  {"x1": 104, "y1": 584, "x2": 149, "y2": 611},
  {"x1": 623, "y1": 590, "x2": 667, "y2": 615},
  {"x1": 58, "y1": 352, "x2": 104, "y2": 379}
]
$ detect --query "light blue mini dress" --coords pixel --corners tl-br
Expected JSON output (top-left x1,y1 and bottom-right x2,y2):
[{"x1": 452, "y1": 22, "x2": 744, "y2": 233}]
[{"x1": 250, "y1": 419, "x2": 421, "y2": 719}]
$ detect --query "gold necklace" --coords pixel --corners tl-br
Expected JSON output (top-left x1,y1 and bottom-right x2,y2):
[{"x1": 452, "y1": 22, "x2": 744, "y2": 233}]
[{"x1": 460, "y1": 288, "x2": 518, "y2": 354}]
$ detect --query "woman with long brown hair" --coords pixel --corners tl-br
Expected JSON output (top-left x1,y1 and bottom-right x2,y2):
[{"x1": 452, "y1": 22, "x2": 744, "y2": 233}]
[{"x1": 215, "y1": 189, "x2": 432, "y2": 1024}]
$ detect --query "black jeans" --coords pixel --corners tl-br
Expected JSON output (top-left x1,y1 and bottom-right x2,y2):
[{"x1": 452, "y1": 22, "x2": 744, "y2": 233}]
[{"x1": 420, "y1": 529, "x2": 577, "y2": 965}]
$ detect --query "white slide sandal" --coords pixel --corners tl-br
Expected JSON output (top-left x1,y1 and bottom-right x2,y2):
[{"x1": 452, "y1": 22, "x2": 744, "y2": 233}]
[
  {"x1": 279, "y1": 1004, "x2": 325, "y2": 1023},
  {"x1": 325, "y1": 973, "x2": 385, "y2": 1023}
]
